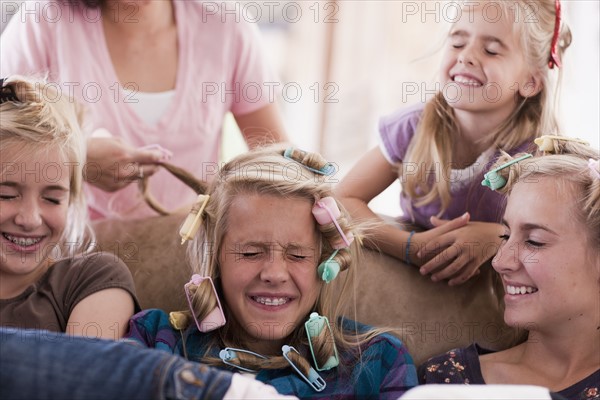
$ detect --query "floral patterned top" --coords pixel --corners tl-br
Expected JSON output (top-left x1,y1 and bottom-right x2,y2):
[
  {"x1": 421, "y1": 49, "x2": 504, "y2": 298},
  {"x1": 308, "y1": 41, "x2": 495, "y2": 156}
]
[{"x1": 418, "y1": 343, "x2": 599, "y2": 400}]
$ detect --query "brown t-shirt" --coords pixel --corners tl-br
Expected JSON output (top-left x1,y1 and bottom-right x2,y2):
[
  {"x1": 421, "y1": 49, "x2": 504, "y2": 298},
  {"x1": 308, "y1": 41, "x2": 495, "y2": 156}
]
[{"x1": 0, "y1": 252, "x2": 140, "y2": 333}]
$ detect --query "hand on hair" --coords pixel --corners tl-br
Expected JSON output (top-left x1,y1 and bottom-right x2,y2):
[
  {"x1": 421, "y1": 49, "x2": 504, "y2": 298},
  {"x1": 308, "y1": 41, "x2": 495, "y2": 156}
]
[
  {"x1": 84, "y1": 136, "x2": 164, "y2": 192},
  {"x1": 417, "y1": 216, "x2": 504, "y2": 286}
]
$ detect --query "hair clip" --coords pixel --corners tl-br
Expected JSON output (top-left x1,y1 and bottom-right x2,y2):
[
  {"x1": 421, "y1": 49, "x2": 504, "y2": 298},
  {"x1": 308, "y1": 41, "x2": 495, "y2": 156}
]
[
  {"x1": 304, "y1": 312, "x2": 339, "y2": 371},
  {"x1": 0, "y1": 78, "x2": 19, "y2": 104},
  {"x1": 482, "y1": 154, "x2": 533, "y2": 191},
  {"x1": 312, "y1": 197, "x2": 354, "y2": 249},
  {"x1": 179, "y1": 195, "x2": 210, "y2": 244},
  {"x1": 317, "y1": 250, "x2": 341, "y2": 283},
  {"x1": 534, "y1": 135, "x2": 589, "y2": 152},
  {"x1": 283, "y1": 147, "x2": 336, "y2": 176},
  {"x1": 548, "y1": 0, "x2": 562, "y2": 69},
  {"x1": 282, "y1": 345, "x2": 326, "y2": 392},
  {"x1": 184, "y1": 274, "x2": 226, "y2": 332},
  {"x1": 588, "y1": 159, "x2": 600, "y2": 180},
  {"x1": 219, "y1": 347, "x2": 267, "y2": 373}
]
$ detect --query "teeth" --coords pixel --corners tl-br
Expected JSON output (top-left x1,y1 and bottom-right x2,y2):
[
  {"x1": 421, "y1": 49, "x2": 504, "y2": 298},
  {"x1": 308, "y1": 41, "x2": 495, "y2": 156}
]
[
  {"x1": 253, "y1": 296, "x2": 289, "y2": 306},
  {"x1": 4, "y1": 234, "x2": 42, "y2": 247},
  {"x1": 506, "y1": 285, "x2": 538, "y2": 295},
  {"x1": 453, "y1": 76, "x2": 482, "y2": 86}
]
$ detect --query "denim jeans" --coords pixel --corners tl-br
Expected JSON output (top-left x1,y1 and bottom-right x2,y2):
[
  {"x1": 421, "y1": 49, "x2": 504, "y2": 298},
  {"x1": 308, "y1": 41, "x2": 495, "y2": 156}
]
[{"x1": 0, "y1": 327, "x2": 232, "y2": 400}]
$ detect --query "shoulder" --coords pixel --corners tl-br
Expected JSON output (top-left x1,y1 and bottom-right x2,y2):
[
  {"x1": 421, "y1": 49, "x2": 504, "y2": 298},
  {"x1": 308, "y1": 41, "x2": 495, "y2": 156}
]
[
  {"x1": 342, "y1": 319, "x2": 414, "y2": 367},
  {"x1": 418, "y1": 343, "x2": 483, "y2": 384},
  {"x1": 379, "y1": 103, "x2": 426, "y2": 163},
  {"x1": 52, "y1": 252, "x2": 133, "y2": 283},
  {"x1": 47, "y1": 252, "x2": 137, "y2": 305}
]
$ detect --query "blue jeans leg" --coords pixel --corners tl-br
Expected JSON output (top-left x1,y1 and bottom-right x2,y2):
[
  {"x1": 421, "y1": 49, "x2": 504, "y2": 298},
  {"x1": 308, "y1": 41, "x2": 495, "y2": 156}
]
[{"x1": 0, "y1": 327, "x2": 232, "y2": 400}]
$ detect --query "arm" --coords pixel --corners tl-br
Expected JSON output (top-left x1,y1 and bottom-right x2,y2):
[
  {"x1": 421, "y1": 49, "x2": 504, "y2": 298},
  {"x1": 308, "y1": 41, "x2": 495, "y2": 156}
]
[
  {"x1": 234, "y1": 103, "x2": 289, "y2": 148},
  {"x1": 335, "y1": 147, "x2": 410, "y2": 260},
  {"x1": 336, "y1": 147, "x2": 469, "y2": 263},
  {"x1": 68, "y1": 288, "x2": 135, "y2": 339}
]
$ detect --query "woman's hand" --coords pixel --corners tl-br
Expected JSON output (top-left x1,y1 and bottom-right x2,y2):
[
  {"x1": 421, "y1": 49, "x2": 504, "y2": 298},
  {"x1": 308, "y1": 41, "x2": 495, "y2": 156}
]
[
  {"x1": 417, "y1": 216, "x2": 504, "y2": 285},
  {"x1": 85, "y1": 136, "x2": 166, "y2": 192}
]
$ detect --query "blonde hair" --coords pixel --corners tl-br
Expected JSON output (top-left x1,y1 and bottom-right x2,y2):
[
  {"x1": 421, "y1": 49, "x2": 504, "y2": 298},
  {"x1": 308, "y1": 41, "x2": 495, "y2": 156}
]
[
  {"x1": 0, "y1": 76, "x2": 91, "y2": 255},
  {"x1": 491, "y1": 144, "x2": 600, "y2": 249},
  {"x1": 403, "y1": 0, "x2": 572, "y2": 215},
  {"x1": 181, "y1": 145, "x2": 384, "y2": 373}
]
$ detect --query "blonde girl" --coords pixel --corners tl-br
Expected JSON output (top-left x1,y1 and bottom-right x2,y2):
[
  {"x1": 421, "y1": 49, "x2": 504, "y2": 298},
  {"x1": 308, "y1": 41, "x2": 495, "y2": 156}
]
[
  {"x1": 337, "y1": 0, "x2": 571, "y2": 285},
  {"x1": 125, "y1": 146, "x2": 418, "y2": 398},
  {"x1": 0, "y1": 76, "x2": 138, "y2": 338}
]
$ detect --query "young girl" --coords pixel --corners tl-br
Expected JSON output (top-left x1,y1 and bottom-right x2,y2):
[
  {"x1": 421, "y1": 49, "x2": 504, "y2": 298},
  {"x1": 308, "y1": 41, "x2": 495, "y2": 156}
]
[
  {"x1": 336, "y1": 0, "x2": 571, "y2": 286},
  {"x1": 419, "y1": 141, "x2": 600, "y2": 399},
  {"x1": 0, "y1": 76, "x2": 138, "y2": 338},
  {"x1": 124, "y1": 146, "x2": 418, "y2": 398}
]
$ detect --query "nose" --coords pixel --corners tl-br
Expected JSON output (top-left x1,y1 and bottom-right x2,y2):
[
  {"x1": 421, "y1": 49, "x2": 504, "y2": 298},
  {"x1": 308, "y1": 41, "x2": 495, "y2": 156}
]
[
  {"x1": 14, "y1": 197, "x2": 43, "y2": 230},
  {"x1": 457, "y1": 44, "x2": 477, "y2": 66},
  {"x1": 491, "y1": 240, "x2": 521, "y2": 273},
  {"x1": 259, "y1": 254, "x2": 290, "y2": 285}
]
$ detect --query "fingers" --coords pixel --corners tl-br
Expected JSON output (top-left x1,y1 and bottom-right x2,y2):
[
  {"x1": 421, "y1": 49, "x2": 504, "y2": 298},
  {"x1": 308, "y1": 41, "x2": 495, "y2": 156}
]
[
  {"x1": 447, "y1": 263, "x2": 480, "y2": 286},
  {"x1": 428, "y1": 212, "x2": 470, "y2": 236},
  {"x1": 420, "y1": 244, "x2": 461, "y2": 276}
]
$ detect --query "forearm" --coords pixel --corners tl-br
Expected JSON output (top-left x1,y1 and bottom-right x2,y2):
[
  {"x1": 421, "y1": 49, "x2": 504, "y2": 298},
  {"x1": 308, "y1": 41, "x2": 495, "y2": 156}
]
[{"x1": 339, "y1": 197, "x2": 411, "y2": 261}]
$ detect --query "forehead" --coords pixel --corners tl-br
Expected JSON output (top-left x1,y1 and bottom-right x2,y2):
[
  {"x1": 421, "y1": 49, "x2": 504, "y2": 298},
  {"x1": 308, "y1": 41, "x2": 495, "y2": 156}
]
[
  {"x1": 452, "y1": 2, "x2": 519, "y2": 41},
  {"x1": 505, "y1": 178, "x2": 580, "y2": 230},
  {"x1": 0, "y1": 143, "x2": 71, "y2": 184},
  {"x1": 224, "y1": 193, "x2": 318, "y2": 244}
]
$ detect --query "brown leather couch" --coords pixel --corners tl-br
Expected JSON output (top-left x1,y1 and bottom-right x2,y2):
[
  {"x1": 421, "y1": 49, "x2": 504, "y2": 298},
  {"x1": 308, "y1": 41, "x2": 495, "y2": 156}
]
[{"x1": 93, "y1": 214, "x2": 518, "y2": 365}]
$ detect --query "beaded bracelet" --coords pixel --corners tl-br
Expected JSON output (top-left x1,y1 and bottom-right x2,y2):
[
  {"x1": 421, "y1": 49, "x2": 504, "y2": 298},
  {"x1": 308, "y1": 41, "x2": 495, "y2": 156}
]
[{"x1": 406, "y1": 230, "x2": 416, "y2": 266}]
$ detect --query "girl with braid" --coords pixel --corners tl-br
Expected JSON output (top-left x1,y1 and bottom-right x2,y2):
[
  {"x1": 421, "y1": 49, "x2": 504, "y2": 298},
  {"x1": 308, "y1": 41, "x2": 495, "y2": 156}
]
[{"x1": 124, "y1": 145, "x2": 418, "y2": 398}]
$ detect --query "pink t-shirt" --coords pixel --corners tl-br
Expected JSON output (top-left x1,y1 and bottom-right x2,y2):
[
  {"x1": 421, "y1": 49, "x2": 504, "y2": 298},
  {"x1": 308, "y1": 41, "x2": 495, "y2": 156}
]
[{"x1": 1, "y1": 1, "x2": 274, "y2": 219}]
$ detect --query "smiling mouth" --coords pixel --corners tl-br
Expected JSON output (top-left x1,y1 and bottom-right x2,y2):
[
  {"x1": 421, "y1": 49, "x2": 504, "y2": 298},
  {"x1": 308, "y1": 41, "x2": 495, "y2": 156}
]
[
  {"x1": 3, "y1": 233, "x2": 44, "y2": 247},
  {"x1": 506, "y1": 285, "x2": 538, "y2": 295},
  {"x1": 453, "y1": 75, "x2": 483, "y2": 87},
  {"x1": 251, "y1": 296, "x2": 291, "y2": 306}
]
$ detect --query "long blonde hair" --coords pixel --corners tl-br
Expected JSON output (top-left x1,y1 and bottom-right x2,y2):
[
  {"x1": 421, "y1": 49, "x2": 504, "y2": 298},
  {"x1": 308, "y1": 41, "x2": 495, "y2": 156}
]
[
  {"x1": 403, "y1": 0, "x2": 572, "y2": 215},
  {"x1": 0, "y1": 76, "x2": 92, "y2": 255}
]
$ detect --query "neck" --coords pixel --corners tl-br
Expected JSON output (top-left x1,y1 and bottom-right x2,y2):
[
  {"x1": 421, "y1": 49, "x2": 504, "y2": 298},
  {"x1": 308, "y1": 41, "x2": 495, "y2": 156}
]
[
  {"x1": 453, "y1": 105, "x2": 517, "y2": 147},
  {"x1": 102, "y1": 1, "x2": 174, "y2": 33}
]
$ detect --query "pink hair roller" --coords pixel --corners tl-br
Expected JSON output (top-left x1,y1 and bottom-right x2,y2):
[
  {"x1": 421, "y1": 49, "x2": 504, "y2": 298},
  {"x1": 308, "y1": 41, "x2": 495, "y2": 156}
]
[{"x1": 312, "y1": 197, "x2": 354, "y2": 249}]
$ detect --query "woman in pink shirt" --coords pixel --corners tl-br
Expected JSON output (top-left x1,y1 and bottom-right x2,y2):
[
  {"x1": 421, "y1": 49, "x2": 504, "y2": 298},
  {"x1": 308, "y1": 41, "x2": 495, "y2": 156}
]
[{"x1": 1, "y1": 0, "x2": 288, "y2": 219}]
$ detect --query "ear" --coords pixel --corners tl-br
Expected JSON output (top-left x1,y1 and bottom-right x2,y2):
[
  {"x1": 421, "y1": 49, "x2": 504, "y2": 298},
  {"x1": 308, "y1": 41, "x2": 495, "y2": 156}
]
[{"x1": 519, "y1": 73, "x2": 543, "y2": 98}]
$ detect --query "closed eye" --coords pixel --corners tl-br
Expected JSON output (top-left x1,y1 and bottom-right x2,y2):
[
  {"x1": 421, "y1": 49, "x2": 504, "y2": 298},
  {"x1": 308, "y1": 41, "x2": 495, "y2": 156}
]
[
  {"x1": 0, "y1": 195, "x2": 17, "y2": 200},
  {"x1": 43, "y1": 197, "x2": 62, "y2": 205}
]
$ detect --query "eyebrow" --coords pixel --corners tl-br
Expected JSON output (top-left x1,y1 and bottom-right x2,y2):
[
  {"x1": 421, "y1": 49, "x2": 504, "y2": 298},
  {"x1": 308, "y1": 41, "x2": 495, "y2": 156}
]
[
  {"x1": 0, "y1": 182, "x2": 69, "y2": 192},
  {"x1": 234, "y1": 241, "x2": 316, "y2": 251},
  {"x1": 501, "y1": 219, "x2": 558, "y2": 236},
  {"x1": 450, "y1": 30, "x2": 508, "y2": 48}
]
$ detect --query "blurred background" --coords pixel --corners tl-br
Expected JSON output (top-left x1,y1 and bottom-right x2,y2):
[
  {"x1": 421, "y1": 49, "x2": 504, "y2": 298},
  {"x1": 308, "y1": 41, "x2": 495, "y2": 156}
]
[{"x1": 2, "y1": 0, "x2": 598, "y2": 216}]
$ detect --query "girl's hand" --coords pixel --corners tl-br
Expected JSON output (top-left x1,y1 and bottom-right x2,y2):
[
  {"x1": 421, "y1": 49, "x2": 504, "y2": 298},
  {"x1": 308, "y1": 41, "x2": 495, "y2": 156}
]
[
  {"x1": 418, "y1": 217, "x2": 504, "y2": 285},
  {"x1": 85, "y1": 136, "x2": 164, "y2": 192},
  {"x1": 408, "y1": 213, "x2": 471, "y2": 266}
]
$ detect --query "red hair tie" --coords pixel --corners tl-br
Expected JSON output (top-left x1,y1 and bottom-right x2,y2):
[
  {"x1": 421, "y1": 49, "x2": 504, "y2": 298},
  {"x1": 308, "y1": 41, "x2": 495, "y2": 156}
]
[{"x1": 548, "y1": 0, "x2": 562, "y2": 69}]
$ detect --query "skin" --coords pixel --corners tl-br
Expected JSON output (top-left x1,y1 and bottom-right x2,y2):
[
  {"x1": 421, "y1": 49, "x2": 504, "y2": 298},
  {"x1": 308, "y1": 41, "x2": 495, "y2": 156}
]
[
  {"x1": 0, "y1": 144, "x2": 134, "y2": 338},
  {"x1": 219, "y1": 194, "x2": 321, "y2": 355},
  {"x1": 479, "y1": 178, "x2": 600, "y2": 391},
  {"x1": 336, "y1": 2, "x2": 542, "y2": 285},
  {"x1": 87, "y1": 0, "x2": 288, "y2": 193}
]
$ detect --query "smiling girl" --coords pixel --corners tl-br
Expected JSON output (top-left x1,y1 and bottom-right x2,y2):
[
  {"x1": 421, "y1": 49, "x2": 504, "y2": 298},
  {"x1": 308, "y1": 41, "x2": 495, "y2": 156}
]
[
  {"x1": 337, "y1": 0, "x2": 571, "y2": 285},
  {"x1": 0, "y1": 76, "x2": 138, "y2": 338},
  {"x1": 419, "y1": 143, "x2": 600, "y2": 399}
]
